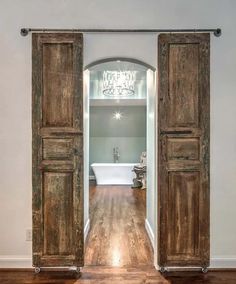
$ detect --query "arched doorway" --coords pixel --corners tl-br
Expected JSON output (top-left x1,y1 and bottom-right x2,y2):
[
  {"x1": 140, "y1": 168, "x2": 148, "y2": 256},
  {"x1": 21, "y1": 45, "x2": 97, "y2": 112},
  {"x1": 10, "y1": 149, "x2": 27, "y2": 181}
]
[{"x1": 83, "y1": 58, "x2": 157, "y2": 267}]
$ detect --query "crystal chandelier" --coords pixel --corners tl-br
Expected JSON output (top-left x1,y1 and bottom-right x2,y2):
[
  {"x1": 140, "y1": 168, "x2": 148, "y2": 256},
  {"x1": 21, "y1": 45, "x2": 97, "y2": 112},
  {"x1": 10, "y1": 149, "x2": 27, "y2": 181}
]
[{"x1": 102, "y1": 71, "x2": 136, "y2": 97}]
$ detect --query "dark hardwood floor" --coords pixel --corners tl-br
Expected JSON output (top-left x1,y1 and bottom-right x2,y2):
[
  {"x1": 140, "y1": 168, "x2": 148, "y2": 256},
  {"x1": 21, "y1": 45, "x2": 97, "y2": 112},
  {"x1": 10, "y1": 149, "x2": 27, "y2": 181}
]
[
  {"x1": 85, "y1": 185, "x2": 153, "y2": 266},
  {"x1": 1, "y1": 267, "x2": 236, "y2": 283},
  {"x1": 1, "y1": 185, "x2": 236, "y2": 283}
]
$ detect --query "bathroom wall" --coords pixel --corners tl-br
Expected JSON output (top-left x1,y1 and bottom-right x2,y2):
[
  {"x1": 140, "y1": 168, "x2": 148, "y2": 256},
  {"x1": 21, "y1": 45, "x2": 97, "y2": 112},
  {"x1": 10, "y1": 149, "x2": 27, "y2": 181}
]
[
  {"x1": 89, "y1": 106, "x2": 146, "y2": 175},
  {"x1": 0, "y1": 0, "x2": 236, "y2": 269}
]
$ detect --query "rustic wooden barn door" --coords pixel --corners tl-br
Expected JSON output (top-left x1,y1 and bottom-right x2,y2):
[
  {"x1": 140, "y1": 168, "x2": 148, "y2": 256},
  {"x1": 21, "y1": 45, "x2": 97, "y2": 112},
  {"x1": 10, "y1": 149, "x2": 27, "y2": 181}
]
[
  {"x1": 32, "y1": 33, "x2": 84, "y2": 270},
  {"x1": 158, "y1": 33, "x2": 210, "y2": 269}
]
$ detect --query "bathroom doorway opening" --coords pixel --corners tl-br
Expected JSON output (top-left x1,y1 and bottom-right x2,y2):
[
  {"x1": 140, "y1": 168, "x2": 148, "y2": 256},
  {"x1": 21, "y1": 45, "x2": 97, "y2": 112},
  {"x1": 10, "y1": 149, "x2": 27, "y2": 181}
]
[{"x1": 83, "y1": 58, "x2": 156, "y2": 267}]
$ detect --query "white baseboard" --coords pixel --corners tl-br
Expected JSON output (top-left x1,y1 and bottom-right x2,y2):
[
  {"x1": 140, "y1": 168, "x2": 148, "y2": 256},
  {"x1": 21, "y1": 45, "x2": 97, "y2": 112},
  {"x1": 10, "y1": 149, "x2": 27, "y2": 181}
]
[
  {"x1": 0, "y1": 255, "x2": 32, "y2": 268},
  {"x1": 145, "y1": 218, "x2": 154, "y2": 249},
  {"x1": 210, "y1": 257, "x2": 236, "y2": 268},
  {"x1": 84, "y1": 218, "x2": 90, "y2": 241},
  {"x1": 154, "y1": 258, "x2": 236, "y2": 270}
]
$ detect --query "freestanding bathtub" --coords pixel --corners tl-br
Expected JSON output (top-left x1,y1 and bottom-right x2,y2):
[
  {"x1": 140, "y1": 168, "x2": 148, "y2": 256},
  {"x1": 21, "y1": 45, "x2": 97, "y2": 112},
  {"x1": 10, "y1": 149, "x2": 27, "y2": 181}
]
[{"x1": 91, "y1": 163, "x2": 137, "y2": 185}]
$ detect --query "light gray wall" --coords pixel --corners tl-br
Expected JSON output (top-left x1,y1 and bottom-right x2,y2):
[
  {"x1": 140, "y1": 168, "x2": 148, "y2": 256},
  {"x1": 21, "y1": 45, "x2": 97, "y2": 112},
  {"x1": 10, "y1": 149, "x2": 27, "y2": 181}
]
[
  {"x1": 90, "y1": 106, "x2": 146, "y2": 137},
  {"x1": 146, "y1": 70, "x2": 156, "y2": 238},
  {"x1": 0, "y1": 0, "x2": 236, "y2": 268},
  {"x1": 83, "y1": 70, "x2": 90, "y2": 237},
  {"x1": 89, "y1": 106, "x2": 146, "y2": 174}
]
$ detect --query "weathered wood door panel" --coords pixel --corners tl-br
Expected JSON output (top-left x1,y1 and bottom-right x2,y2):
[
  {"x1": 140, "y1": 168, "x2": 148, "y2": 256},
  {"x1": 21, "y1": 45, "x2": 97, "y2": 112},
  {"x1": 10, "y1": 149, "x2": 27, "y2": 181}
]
[
  {"x1": 32, "y1": 33, "x2": 84, "y2": 267},
  {"x1": 158, "y1": 33, "x2": 210, "y2": 267}
]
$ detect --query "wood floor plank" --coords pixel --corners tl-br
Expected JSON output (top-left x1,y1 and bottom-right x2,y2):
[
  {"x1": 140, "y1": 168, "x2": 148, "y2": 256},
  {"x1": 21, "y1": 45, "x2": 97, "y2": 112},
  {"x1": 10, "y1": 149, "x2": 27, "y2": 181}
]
[
  {"x1": 1, "y1": 269, "x2": 236, "y2": 283},
  {"x1": 85, "y1": 185, "x2": 153, "y2": 267}
]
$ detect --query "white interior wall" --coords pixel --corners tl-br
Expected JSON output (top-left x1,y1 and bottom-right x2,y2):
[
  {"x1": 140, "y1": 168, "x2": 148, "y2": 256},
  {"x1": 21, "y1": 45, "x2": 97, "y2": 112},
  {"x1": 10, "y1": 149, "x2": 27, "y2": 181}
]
[
  {"x1": 0, "y1": 0, "x2": 236, "y2": 268},
  {"x1": 145, "y1": 70, "x2": 156, "y2": 253},
  {"x1": 83, "y1": 70, "x2": 90, "y2": 240}
]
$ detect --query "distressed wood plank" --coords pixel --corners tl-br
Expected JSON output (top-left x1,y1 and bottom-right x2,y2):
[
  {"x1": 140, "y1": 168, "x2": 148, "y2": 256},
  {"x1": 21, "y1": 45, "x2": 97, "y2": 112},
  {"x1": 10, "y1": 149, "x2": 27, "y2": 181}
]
[
  {"x1": 43, "y1": 138, "x2": 74, "y2": 160},
  {"x1": 167, "y1": 137, "x2": 199, "y2": 160},
  {"x1": 40, "y1": 127, "x2": 83, "y2": 137},
  {"x1": 158, "y1": 33, "x2": 210, "y2": 268},
  {"x1": 32, "y1": 33, "x2": 84, "y2": 268},
  {"x1": 42, "y1": 43, "x2": 74, "y2": 127},
  {"x1": 43, "y1": 172, "x2": 73, "y2": 256}
]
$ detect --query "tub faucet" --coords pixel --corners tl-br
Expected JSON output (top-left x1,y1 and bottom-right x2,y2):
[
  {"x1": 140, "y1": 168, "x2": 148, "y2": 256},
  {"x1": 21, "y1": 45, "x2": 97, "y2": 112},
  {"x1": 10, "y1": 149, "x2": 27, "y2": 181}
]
[{"x1": 113, "y1": 147, "x2": 120, "y2": 163}]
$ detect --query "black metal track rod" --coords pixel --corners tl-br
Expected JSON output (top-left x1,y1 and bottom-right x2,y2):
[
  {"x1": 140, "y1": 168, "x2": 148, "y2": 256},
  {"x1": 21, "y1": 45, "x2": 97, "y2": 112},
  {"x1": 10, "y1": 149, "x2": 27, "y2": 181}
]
[{"x1": 20, "y1": 28, "x2": 222, "y2": 37}]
